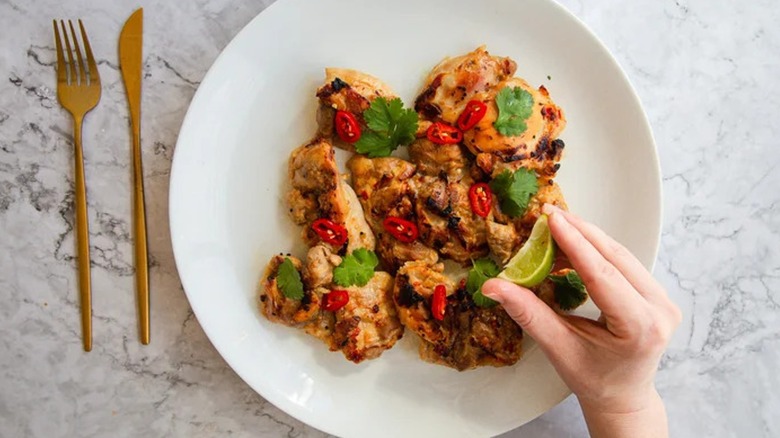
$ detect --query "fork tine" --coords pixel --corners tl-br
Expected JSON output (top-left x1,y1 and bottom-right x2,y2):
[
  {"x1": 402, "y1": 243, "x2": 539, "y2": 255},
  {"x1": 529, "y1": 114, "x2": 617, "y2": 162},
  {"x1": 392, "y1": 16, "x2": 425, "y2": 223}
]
[
  {"x1": 53, "y1": 20, "x2": 67, "y2": 83},
  {"x1": 68, "y1": 20, "x2": 87, "y2": 85},
  {"x1": 79, "y1": 20, "x2": 100, "y2": 86},
  {"x1": 60, "y1": 20, "x2": 76, "y2": 84}
]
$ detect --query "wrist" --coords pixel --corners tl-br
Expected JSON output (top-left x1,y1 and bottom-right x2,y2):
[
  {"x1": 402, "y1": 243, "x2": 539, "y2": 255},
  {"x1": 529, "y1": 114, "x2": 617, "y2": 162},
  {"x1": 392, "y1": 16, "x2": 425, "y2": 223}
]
[
  {"x1": 578, "y1": 383, "x2": 660, "y2": 415},
  {"x1": 578, "y1": 387, "x2": 668, "y2": 438}
]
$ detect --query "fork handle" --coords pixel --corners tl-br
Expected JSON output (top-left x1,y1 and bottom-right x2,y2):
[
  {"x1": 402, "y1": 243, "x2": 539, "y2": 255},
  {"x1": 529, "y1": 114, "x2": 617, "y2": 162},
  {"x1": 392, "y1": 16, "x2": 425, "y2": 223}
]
[{"x1": 73, "y1": 116, "x2": 92, "y2": 352}]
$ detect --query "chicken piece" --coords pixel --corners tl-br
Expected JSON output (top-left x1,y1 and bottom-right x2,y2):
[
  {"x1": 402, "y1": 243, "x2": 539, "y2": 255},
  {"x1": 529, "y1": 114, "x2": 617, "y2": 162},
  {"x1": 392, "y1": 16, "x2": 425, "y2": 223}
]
[
  {"x1": 485, "y1": 220, "x2": 519, "y2": 264},
  {"x1": 414, "y1": 46, "x2": 565, "y2": 178},
  {"x1": 393, "y1": 262, "x2": 455, "y2": 345},
  {"x1": 408, "y1": 138, "x2": 470, "y2": 178},
  {"x1": 414, "y1": 46, "x2": 516, "y2": 122},
  {"x1": 348, "y1": 155, "x2": 439, "y2": 272},
  {"x1": 535, "y1": 276, "x2": 559, "y2": 312},
  {"x1": 394, "y1": 261, "x2": 524, "y2": 371},
  {"x1": 331, "y1": 272, "x2": 404, "y2": 362},
  {"x1": 519, "y1": 179, "x2": 567, "y2": 229},
  {"x1": 287, "y1": 138, "x2": 375, "y2": 252},
  {"x1": 261, "y1": 245, "x2": 403, "y2": 363},
  {"x1": 288, "y1": 139, "x2": 345, "y2": 226},
  {"x1": 479, "y1": 136, "x2": 566, "y2": 182},
  {"x1": 417, "y1": 298, "x2": 524, "y2": 371},
  {"x1": 259, "y1": 255, "x2": 321, "y2": 326},
  {"x1": 340, "y1": 181, "x2": 376, "y2": 253},
  {"x1": 408, "y1": 140, "x2": 489, "y2": 264},
  {"x1": 488, "y1": 178, "x2": 568, "y2": 257},
  {"x1": 465, "y1": 78, "x2": 566, "y2": 178},
  {"x1": 316, "y1": 68, "x2": 398, "y2": 152},
  {"x1": 303, "y1": 244, "x2": 342, "y2": 289}
]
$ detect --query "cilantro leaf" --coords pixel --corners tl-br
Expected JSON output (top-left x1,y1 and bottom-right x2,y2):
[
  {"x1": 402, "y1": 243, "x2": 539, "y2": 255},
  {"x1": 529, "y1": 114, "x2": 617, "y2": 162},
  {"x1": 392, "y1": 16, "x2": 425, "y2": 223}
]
[
  {"x1": 277, "y1": 257, "x2": 304, "y2": 300},
  {"x1": 355, "y1": 97, "x2": 418, "y2": 157},
  {"x1": 549, "y1": 271, "x2": 588, "y2": 311},
  {"x1": 489, "y1": 168, "x2": 539, "y2": 217},
  {"x1": 466, "y1": 258, "x2": 501, "y2": 308},
  {"x1": 354, "y1": 131, "x2": 394, "y2": 158},
  {"x1": 333, "y1": 248, "x2": 379, "y2": 287},
  {"x1": 494, "y1": 86, "x2": 534, "y2": 137}
]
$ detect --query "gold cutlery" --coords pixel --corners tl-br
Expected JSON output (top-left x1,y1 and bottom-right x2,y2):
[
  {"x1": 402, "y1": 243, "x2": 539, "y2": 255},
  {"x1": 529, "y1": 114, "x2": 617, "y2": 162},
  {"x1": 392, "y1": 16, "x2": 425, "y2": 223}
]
[
  {"x1": 53, "y1": 19, "x2": 101, "y2": 352},
  {"x1": 119, "y1": 8, "x2": 150, "y2": 345}
]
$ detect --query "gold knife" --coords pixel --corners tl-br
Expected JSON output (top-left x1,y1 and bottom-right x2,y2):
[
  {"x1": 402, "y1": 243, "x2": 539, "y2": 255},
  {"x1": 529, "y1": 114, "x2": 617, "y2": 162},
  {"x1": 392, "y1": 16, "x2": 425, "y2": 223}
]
[{"x1": 119, "y1": 8, "x2": 150, "y2": 345}]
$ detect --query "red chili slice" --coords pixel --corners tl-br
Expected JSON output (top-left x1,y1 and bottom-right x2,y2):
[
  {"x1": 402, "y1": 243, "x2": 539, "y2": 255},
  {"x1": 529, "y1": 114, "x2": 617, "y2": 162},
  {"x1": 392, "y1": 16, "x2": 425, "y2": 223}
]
[
  {"x1": 457, "y1": 100, "x2": 487, "y2": 131},
  {"x1": 334, "y1": 110, "x2": 361, "y2": 143},
  {"x1": 426, "y1": 122, "x2": 463, "y2": 145},
  {"x1": 311, "y1": 218, "x2": 348, "y2": 246},
  {"x1": 431, "y1": 284, "x2": 447, "y2": 321},
  {"x1": 468, "y1": 183, "x2": 493, "y2": 218},
  {"x1": 382, "y1": 216, "x2": 419, "y2": 243},
  {"x1": 322, "y1": 290, "x2": 349, "y2": 312}
]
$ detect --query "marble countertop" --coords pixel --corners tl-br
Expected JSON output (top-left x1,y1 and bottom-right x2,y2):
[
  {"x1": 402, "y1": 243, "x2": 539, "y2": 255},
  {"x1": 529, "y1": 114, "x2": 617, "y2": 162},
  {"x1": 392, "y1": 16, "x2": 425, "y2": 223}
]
[{"x1": 1, "y1": 0, "x2": 777, "y2": 436}]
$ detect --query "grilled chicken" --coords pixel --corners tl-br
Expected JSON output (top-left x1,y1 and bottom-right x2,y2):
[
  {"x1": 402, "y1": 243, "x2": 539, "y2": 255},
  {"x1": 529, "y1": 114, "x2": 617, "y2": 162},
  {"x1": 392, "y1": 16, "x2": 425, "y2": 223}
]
[
  {"x1": 260, "y1": 245, "x2": 402, "y2": 363},
  {"x1": 263, "y1": 48, "x2": 582, "y2": 369},
  {"x1": 331, "y1": 272, "x2": 404, "y2": 362},
  {"x1": 394, "y1": 261, "x2": 524, "y2": 371},
  {"x1": 414, "y1": 47, "x2": 566, "y2": 179},
  {"x1": 518, "y1": 180, "x2": 567, "y2": 231},
  {"x1": 408, "y1": 140, "x2": 488, "y2": 264},
  {"x1": 485, "y1": 220, "x2": 519, "y2": 264},
  {"x1": 417, "y1": 297, "x2": 524, "y2": 371},
  {"x1": 393, "y1": 262, "x2": 456, "y2": 346},
  {"x1": 414, "y1": 46, "x2": 516, "y2": 122},
  {"x1": 303, "y1": 244, "x2": 342, "y2": 289},
  {"x1": 487, "y1": 178, "x2": 568, "y2": 261},
  {"x1": 259, "y1": 255, "x2": 321, "y2": 326},
  {"x1": 316, "y1": 68, "x2": 398, "y2": 152},
  {"x1": 287, "y1": 138, "x2": 375, "y2": 252},
  {"x1": 348, "y1": 155, "x2": 439, "y2": 272},
  {"x1": 463, "y1": 77, "x2": 566, "y2": 172}
]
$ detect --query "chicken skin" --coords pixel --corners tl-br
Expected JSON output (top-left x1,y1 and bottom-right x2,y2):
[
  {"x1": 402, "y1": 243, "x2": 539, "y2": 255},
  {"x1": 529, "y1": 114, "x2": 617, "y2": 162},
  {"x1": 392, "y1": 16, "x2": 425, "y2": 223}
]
[{"x1": 414, "y1": 46, "x2": 516, "y2": 123}]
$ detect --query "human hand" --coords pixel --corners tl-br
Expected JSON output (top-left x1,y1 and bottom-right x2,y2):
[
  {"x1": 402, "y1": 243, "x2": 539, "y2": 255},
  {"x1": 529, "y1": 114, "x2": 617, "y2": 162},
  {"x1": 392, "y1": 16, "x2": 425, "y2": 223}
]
[{"x1": 482, "y1": 204, "x2": 681, "y2": 438}]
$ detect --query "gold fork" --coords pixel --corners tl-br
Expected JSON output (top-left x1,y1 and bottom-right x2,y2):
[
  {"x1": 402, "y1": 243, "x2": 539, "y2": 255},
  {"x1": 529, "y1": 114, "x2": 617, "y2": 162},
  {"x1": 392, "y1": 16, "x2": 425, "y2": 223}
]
[{"x1": 53, "y1": 19, "x2": 101, "y2": 352}]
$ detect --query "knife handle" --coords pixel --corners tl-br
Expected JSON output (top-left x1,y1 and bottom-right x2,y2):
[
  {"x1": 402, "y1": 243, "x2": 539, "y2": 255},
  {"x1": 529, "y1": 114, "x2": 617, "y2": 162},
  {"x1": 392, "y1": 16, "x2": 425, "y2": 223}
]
[{"x1": 132, "y1": 125, "x2": 150, "y2": 345}]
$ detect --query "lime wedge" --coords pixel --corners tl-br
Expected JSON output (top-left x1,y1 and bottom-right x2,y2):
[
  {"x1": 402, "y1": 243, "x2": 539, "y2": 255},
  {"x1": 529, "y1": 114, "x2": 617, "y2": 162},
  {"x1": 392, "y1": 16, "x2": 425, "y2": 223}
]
[{"x1": 498, "y1": 215, "x2": 555, "y2": 287}]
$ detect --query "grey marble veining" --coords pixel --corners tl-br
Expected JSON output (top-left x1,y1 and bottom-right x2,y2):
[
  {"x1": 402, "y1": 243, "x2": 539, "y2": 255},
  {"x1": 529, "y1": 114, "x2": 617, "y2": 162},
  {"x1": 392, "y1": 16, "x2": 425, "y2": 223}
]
[{"x1": 1, "y1": 0, "x2": 778, "y2": 437}]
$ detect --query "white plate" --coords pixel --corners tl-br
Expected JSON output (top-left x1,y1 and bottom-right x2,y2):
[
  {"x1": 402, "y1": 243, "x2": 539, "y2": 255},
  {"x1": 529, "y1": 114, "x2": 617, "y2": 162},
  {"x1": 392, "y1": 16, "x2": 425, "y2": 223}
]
[{"x1": 169, "y1": 0, "x2": 661, "y2": 436}]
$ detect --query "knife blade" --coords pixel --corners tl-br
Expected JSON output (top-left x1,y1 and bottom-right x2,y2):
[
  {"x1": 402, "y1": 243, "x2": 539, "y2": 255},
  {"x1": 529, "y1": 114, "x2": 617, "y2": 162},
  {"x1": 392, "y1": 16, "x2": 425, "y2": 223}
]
[{"x1": 119, "y1": 8, "x2": 150, "y2": 345}]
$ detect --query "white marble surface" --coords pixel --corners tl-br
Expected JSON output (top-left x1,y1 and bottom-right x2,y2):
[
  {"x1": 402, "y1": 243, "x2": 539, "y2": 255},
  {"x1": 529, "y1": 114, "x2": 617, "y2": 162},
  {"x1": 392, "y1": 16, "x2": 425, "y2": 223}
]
[{"x1": 1, "y1": 0, "x2": 777, "y2": 436}]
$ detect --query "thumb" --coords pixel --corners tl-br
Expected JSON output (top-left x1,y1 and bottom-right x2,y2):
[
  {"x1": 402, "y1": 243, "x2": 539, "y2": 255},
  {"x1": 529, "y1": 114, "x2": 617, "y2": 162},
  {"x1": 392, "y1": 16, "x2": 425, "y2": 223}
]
[{"x1": 482, "y1": 278, "x2": 568, "y2": 351}]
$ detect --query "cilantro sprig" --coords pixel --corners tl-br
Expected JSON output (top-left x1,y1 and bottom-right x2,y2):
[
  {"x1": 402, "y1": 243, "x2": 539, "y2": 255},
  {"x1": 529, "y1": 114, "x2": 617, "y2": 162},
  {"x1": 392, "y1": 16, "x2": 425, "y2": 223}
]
[
  {"x1": 277, "y1": 257, "x2": 304, "y2": 300},
  {"x1": 333, "y1": 248, "x2": 379, "y2": 287},
  {"x1": 466, "y1": 258, "x2": 501, "y2": 308},
  {"x1": 549, "y1": 271, "x2": 588, "y2": 311},
  {"x1": 489, "y1": 168, "x2": 539, "y2": 217},
  {"x1": 354, "y1": 97, "x2": 418, "y2": 157},
  {"x1": 494, "y1": 86, "x2": 534, "y2": 137}
]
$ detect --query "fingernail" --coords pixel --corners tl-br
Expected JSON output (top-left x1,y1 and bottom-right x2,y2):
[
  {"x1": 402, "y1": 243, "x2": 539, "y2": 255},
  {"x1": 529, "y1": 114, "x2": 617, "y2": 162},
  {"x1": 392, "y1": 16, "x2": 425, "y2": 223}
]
[{"x1": 542, "y1": 203, "x2": 563, "y2": 215}]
